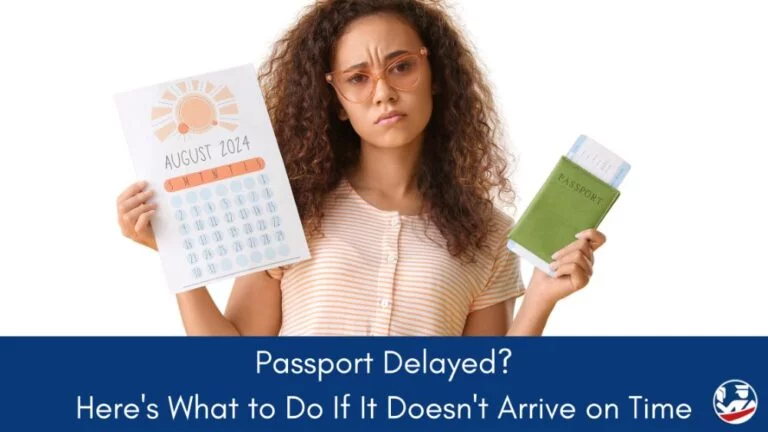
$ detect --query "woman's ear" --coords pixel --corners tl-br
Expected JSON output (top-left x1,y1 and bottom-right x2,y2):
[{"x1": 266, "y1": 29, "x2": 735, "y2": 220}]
[{"x1": 339, "y1": 108, "x2": 349, "y2": 121}]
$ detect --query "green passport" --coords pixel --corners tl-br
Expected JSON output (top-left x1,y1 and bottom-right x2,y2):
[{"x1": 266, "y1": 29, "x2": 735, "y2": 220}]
[{"x1": 507, "y1": 156, "x2": 621, "y2": 275}]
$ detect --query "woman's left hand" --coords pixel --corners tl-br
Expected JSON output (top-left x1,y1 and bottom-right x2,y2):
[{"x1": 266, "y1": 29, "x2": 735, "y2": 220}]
[{"x1": 526, "y1": 229, "x2": 607, "y2": 306}]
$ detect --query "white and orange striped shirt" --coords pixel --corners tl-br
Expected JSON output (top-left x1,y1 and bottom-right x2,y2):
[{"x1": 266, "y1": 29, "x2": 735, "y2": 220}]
[{"x1": 267, "y1": 178, "x2": 525, "y2": 335}]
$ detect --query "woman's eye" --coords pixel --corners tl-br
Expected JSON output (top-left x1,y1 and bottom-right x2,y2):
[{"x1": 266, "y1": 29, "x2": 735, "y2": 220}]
[
  {"x1": 346, "y1": 73, "x2": 368, "y2": 85},
  {"x1": 390, "y1": 60, "x2": 413, "y2": 74}
]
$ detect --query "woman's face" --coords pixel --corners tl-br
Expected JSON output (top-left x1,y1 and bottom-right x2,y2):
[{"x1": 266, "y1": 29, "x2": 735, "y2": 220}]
[{"x1": 331, "y1": 13, "x2": 433, "y2": 150}]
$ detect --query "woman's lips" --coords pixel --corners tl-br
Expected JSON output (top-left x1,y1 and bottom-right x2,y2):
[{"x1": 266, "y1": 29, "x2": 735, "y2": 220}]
[{"x1": 376, "y1": 114, "x2": 406, "y2": 125}]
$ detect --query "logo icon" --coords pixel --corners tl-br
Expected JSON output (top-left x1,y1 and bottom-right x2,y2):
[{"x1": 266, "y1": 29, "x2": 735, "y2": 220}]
[
  {"x1": 151, "y1": 79, "x2": 240, "y2": 142},
  {"x1": 714, "y1": 379, "x2": 758, "y2": 424}
]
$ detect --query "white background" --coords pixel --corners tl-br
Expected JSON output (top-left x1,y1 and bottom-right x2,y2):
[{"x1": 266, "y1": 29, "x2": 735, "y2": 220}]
[{"x1": 1, "y1": 0, "x2": 765, "y2": 335}]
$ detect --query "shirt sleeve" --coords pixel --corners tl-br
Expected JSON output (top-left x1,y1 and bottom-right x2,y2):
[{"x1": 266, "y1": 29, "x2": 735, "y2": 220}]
[{"x1": 469, "y1": 229, "x2": 526, "y2": 313}]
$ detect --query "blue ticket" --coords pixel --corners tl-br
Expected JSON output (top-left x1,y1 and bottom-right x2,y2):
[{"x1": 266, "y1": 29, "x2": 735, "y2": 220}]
[{"x1": 567, "y1": 135, "x2": 631, "y2": 188}]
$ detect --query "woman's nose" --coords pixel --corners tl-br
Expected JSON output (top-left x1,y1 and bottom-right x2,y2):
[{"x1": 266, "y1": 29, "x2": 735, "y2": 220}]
[{"x1": 372, "y1": 77, "x2": 398, "y2": 105}]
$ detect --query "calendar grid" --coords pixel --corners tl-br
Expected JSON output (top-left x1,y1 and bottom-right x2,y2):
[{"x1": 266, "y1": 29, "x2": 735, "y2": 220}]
[
  {"x1": 179, "y1": 256, "x2": 304, "y2": 290},
  {"x1": 171, "y1": 171, "x2": 296, "y2": 285}
]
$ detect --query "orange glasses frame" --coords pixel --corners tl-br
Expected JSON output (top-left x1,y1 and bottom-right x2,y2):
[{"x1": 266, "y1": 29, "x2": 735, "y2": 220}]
[{"x1": 325, "y1": 47, "x2": 429, "y2": 103}]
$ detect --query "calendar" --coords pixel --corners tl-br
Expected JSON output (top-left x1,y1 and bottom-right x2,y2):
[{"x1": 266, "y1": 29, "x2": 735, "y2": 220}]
[{"x1": 115, "y1": 64, "x2": 310, "y2": 293}]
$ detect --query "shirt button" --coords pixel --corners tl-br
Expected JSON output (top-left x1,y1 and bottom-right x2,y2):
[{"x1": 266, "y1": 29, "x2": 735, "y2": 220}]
[
  {"x1": 391, "y1": 218, "x2": 400, "y2": 227},
  {"x1": 380, "y1": 298, "x2": 391, "y2": 307},
  {"x1": 386, "y1": 254, "x2": 397, "y2": 263}
]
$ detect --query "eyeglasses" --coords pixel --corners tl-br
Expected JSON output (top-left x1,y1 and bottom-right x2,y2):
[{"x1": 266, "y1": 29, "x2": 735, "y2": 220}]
[{"x1": 325, "y1": 47, "x2": 429, "y2": 104}]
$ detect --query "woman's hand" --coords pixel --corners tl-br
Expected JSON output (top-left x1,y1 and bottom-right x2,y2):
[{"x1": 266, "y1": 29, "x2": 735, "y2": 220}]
[
  {"x1": 526, "y1": 229, "x2": 607, "y2": 306},
  {"x1": 117, "y1": 180, "x2": 159, "y2": 251}
]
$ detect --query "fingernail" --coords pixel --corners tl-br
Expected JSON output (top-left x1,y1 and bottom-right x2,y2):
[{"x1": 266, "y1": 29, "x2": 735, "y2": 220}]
[
  {"x1": 549, "y1": 261, "x2": 559, "y2": 270},
  {"x1": 575, "y1": 230, "x2": 588, "y2": 239},
  {"x1": 551, "y1": 251, "x2": 559, "y2": 259}
]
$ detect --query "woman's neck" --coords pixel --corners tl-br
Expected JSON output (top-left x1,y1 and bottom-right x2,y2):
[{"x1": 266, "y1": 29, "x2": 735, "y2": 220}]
[
  {"x1": 346, "y1": 134, "x2": 425, "y2": 215},
  {"x1": 349, "y1": 135, "x2": 423, "y2": 197}
]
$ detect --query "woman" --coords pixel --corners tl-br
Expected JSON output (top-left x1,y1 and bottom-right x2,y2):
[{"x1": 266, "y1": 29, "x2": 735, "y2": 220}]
[{"x1": 116, "y1": 0, "x2": 606, "y2": 336}]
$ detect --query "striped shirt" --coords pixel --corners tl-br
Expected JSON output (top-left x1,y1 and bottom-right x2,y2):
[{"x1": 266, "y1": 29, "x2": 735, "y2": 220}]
[{"x1": 267, "y1": 178, "x2": 525, "y2": 335}]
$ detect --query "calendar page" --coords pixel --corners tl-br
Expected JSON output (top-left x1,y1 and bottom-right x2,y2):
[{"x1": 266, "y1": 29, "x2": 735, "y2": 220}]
[{"x1": 115, "y1": 64, "x2": 310, "y2": 293}]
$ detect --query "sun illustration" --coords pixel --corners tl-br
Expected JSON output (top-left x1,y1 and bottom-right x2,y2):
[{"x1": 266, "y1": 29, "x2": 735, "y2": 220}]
[{"x1": 151, "y1": 79, "x2": 239, "y2": 142}]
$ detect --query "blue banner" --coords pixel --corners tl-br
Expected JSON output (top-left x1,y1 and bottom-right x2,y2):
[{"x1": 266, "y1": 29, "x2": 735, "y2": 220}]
[{"x1": 0, "y1": 337, "x2": 764, "y2": 430}]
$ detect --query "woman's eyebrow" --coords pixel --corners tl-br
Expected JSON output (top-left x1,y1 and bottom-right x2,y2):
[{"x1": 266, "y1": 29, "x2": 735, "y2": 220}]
[{"x1": 342, "y1": 49, "x2": 409, "y2": 72}]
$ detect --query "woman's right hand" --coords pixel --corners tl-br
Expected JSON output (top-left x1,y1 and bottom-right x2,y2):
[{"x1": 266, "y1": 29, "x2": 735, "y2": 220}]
[{"x1": 117, "y1": 180, "x2": 159, "y2": 251}]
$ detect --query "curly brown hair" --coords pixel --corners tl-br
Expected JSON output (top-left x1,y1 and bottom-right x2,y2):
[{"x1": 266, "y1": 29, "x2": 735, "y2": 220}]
[{"x1": 258, "y1": 0, "x2": 515, "y2": 263}]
